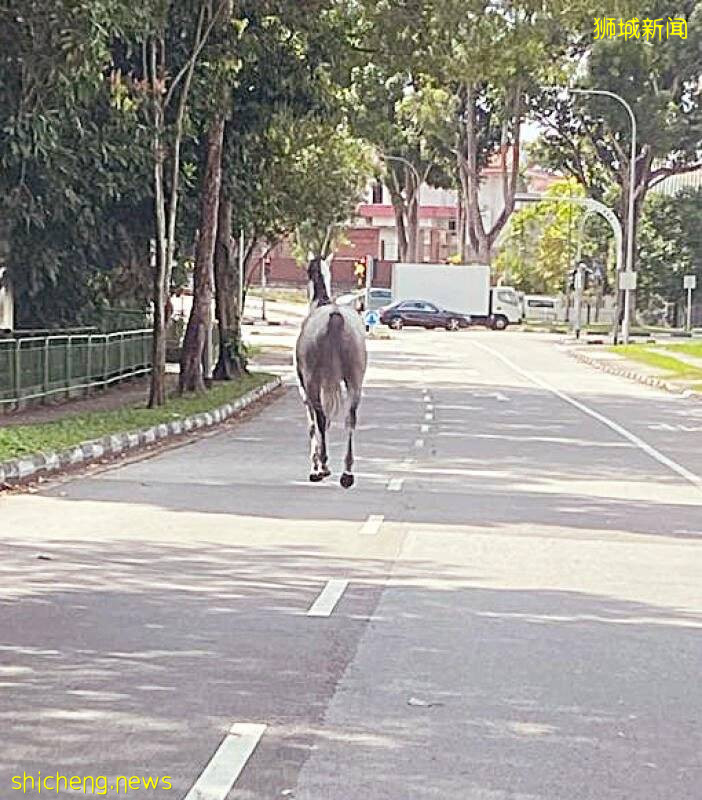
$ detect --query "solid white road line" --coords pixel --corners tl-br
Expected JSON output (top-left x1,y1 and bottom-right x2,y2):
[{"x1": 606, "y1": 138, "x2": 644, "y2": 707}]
[
  {"x1": 184, "y1": 723, "x2": 266, "y2": 800},
  {"x1": 307, "y1": 579, "x2": 349, "y2": 617},
  {"x1": 387, "y1": 477, "x2": 404, "y2": 492},
  {"x1": 359, "y1": 514, "x2": 384, "y2": 536},
  {"x1": 420, "y1": 424, "x2": 430, "y2": 433},
  {"x1": 472, "y1": 341, "x2": 702, "y2": 495},
  {"x1": 415, "y1": 438, "x2": 425, "y2": 448}
]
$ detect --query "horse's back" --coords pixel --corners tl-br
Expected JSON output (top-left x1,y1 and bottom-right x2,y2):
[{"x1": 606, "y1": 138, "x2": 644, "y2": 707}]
[{"x1": 296, "y1": 303, "x2": 366, "y2": 382}]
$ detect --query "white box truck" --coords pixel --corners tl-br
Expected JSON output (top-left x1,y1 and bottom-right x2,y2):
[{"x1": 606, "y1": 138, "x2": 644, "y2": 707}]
[{"x1": 390, "y1": 263, "x2": 521, "y2": 329}]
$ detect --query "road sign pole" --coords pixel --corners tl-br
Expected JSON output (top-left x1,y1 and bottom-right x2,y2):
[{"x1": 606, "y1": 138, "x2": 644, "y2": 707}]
[
  {"x1": 365, "y1": 254, "x2": 374, "y2": 312},
  {"x1": 683, "y1": 275, "x2": 696, "y2": 333},
  {"x1": 573, "y1": 265, "x2": 584, "y2": 340}
]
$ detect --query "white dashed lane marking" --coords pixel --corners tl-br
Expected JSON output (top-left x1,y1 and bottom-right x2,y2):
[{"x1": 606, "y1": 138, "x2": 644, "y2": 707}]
[
  {"x1": 307, "y1": 579, "x2": 349, "y2": 617},
  {"x1": 183, "y1": 723, "x2": 267, "y2": 800},
  {"x1": 359, "y1": 514, "x2": 384, "y2": 536}
]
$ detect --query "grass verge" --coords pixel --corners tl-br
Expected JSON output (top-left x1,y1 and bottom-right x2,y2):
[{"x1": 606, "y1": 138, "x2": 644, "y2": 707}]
[
  {"x1": 0, "y1": 372, "x2": 274, "y2": 462},
  {"x1": 607, "y1": 345, "x2": 702, "y2": 382},
  {"x1": 658, "y1": 342, "x2": 702, "y2": 359}
]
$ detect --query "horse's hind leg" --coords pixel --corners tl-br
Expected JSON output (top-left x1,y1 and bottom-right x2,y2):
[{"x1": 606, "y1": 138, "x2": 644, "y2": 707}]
[
  {"x1": 340, "y1": 387, "x2": 360, "y2": 489},
  {"x1": 307, "y1": 395, "x2": 330, "y2": 482},
  {"x1": 306, "y1": 403, "x2": 321, "y2": 478},
  {"x1": 314, "y1": 403, "x2": 331, "y2": 478}
]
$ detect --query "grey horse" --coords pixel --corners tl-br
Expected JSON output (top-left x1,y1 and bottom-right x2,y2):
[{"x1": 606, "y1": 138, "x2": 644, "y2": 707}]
[{"x1": 295, "y1": 255, "x2": 367, "y2": 487}]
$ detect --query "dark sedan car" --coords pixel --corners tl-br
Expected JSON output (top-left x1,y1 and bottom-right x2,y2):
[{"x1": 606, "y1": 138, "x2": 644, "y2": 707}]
[{"x1": 379, "y1": 300, "x2": 472, "y2": 331}]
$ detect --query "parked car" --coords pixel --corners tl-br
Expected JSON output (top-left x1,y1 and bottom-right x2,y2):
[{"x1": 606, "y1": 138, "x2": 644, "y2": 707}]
[
  {"x1": 379, "y1": 300, "x2": 472, "y2": 331},
  {"x1": 335, "y1": 291, "x2": 363, "y2": 310},
  {"x1": 521, "y1": 294, "x2": 563, "y2": 322},
  {"x1": 366, "y1": 288, "x2": 393, "y2": 312},
  {"x1": 336, "y1": 288, "x2": 393, "y2": 314}
]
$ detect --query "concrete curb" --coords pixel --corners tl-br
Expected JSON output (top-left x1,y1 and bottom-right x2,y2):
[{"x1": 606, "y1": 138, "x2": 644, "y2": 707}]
[
  {"x1": 0, "y1": 377, "x2": 283, "y2": 490},
  {"x1": 569, "y1": 350, "x2": 701, "y2": 401}
]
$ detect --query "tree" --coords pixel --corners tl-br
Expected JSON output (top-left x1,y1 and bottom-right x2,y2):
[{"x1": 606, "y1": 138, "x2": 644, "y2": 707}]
[
  {"x1": 110, "y1": 0, "x2": 233, "y2": 405},
  {"x1": 198, "y1": 0, "x2": 358, "y2": 381},
  {"x1": 0, "y1": 1, "x2": 153, "y2": 327},
  {"x1": 358, "y1": 0, "x2": 592, "y2": 263},
  {"x1": 290, "y1": 121, "x2": 374, "y2": 259},
  {"x1": 637, "y1": 188, "x2": 702, "y2": 321},
  {"x1": 179, "y1": 3, "x2": 245, "y2": 394},
  {"x1": 532, "y1": 1, "x2": 702, "y2": 318},
  {"x1": 349, "y1": 66, "x2": 454, "y2": 262},
  {"x1": 495, "y1": 178, "x2": 613, "y2": 293}
]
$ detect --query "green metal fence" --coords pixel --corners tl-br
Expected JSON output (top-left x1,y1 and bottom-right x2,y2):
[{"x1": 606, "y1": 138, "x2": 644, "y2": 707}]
[{"x1": 0, "y1": 329, "x2": 152, "y2": 407}]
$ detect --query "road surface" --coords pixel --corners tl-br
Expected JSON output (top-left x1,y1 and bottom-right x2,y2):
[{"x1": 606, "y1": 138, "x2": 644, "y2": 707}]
[{"x1": 2, "y1": 330, "x2": 702, "y2": 799}]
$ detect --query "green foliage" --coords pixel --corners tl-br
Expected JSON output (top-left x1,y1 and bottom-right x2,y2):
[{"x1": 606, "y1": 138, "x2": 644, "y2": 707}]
[
  {"x1": 495, "y1": 178, "x2": 611, "y2": 293},
  {"x1": 289, "y1": 122, "x2": 374, "y2": 258},
  {"x1": 637, "y1": 188, "x2": 702, "y2": 305},
  {"x1": 532, "y1": 1, "x2": 702, "y2": 229},
  {"x1": 0, "y1": 1, "x2": 155, "y2": 327}
]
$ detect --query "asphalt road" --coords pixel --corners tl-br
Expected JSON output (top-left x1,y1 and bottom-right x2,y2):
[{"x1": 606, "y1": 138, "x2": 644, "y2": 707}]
[{"x1": 2, "y1": 330, "x2": 702, "y2": 799}]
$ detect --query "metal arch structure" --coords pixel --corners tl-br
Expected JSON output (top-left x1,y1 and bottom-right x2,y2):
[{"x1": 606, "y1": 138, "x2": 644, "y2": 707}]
[{"x1": 514, "y1": 193, "x2": 625, "y2": 342}]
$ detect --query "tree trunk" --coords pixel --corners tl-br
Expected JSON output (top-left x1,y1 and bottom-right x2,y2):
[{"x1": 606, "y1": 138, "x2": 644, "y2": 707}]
[
  {"x1": 389, "y1": 193, "x2": 408, "y2": 262},
  {"x1": 464, "y1": 85, "x2": 490, "y2": 263},
  {"x1": 213, "y1": 193, "x2": 245, "y2": 380},
  {"x1": 407, "y1": 185, "x2": 419, "y2": 262},
  {"x1": 179, "y1": 114, "x2": 225, "y2": 393},
  {"x1": 457, "y1": 192, "x2": 466, "y2": 262},
  {"x1": 406, "y1": 167, "x2": 421, "y2": 263},
  {"x1": 148, "y1": 116, "x2": 168, "y2": 408}
]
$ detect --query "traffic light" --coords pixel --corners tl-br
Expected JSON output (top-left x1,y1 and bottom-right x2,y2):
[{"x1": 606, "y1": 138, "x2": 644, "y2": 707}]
[{"x1": 354, "y1": 257, "x2": 367, "y2": 288}]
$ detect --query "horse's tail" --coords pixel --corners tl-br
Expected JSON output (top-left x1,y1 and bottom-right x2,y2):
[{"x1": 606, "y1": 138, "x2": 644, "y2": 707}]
[{"x1": 320, "y1": 311, "x2": 345, "y2": 422}]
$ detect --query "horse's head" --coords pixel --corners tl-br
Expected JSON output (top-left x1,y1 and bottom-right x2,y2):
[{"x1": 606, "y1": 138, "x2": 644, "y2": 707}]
[{"x1": 307, "y1": 255, "x2": 332, "y2": 309}]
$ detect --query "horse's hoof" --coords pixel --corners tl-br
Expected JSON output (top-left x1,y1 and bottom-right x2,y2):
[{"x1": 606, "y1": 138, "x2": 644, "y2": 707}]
[
  {"x1": 320, "y1": 467, "x2": 331, "y2": 478},
  {"x1": 309, "y1": 472, "x2": 324, "y2": 483},
  {"x1": 340, "y1": 472, "x2": 354, "y2": 489}
]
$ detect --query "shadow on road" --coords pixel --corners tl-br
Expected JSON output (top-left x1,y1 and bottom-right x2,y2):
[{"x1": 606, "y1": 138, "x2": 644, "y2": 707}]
[{"x1": 1, "y1": 537, "x2": 701, "y2": 798}]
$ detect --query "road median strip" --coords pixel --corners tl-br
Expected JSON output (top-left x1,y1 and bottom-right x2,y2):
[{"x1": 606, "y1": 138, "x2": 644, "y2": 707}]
[{"x1": 0, "y1": 375, "x2": 282, "y2": 489}]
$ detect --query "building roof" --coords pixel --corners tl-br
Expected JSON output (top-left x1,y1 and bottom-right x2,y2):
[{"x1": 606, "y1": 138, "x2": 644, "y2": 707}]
[{"x1": 357, "y1": 204, "x2": 457, "y2": 220}]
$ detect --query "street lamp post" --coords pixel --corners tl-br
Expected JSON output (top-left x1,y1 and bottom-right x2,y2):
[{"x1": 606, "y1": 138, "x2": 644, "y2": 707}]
[
  {"x1": 571, "y1": 208, "x2": 598, "y2": 339},
  {"x1": 377, "y1": 153, "x2": 422, "y2": 195},
  {"x1": 568, "y1": 88, "x2": 637, "y2": 344}
]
